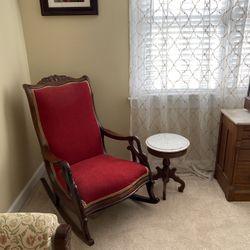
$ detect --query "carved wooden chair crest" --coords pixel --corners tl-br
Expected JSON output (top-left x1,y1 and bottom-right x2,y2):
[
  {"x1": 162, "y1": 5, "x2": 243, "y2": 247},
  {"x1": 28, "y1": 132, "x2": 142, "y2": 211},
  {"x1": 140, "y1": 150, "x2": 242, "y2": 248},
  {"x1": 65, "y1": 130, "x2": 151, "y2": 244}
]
[{"x1": 23, "y1": 75, "x2": 159, "y2": 246}]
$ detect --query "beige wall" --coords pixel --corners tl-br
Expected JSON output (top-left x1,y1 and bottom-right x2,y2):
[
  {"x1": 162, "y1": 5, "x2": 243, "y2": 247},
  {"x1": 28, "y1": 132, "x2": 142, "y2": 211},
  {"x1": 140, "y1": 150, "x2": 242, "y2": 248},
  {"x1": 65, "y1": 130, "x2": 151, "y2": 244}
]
[
  {"x1": 19, "y1": 0, "x2": 130, "y2": 159},
  {"x1": 0, "y1": 0, "x2": 41, "y2": 211},
  {"x1": 0, "y1": 0, "x2": 129, "y2": 211}
]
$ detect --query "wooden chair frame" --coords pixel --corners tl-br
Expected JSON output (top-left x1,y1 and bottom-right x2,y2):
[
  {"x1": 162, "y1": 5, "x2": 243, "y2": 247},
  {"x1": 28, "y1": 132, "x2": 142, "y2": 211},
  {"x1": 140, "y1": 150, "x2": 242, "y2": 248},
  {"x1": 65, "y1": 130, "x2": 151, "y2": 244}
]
[{"x1": 23, "y1": 75, "x2": 159, "y2": 246}]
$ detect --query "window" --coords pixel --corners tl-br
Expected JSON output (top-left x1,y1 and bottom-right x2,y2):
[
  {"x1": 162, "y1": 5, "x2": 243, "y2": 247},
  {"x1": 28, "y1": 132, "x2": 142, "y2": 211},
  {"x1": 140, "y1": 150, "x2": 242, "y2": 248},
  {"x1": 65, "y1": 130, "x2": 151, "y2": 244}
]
[{"x1": 138, "y1": 0, "x2": 250, "y2": 92}]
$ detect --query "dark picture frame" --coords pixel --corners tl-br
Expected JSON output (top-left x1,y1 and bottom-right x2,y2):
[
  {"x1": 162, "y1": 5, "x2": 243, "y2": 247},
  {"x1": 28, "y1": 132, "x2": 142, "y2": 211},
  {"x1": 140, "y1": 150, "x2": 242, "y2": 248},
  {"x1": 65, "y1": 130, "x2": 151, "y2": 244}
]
[{"x1": 39, "y1": 0, "x2": 98, "y2": 16}]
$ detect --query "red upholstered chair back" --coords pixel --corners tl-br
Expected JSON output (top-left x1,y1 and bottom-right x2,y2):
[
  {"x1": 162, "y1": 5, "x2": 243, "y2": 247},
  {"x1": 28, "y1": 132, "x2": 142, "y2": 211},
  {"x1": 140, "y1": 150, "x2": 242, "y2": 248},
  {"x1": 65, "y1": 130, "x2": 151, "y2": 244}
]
[{"x1": 31, "y1": 80, "x2": 103, "y2": 164}]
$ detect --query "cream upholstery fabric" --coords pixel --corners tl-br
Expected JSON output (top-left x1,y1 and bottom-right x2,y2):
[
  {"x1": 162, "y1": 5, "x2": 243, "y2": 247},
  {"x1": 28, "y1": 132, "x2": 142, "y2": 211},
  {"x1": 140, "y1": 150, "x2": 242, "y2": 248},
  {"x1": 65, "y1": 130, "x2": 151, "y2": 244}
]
[{"x1": 0, "y1": 213, "x2": 59, "y2": 250}]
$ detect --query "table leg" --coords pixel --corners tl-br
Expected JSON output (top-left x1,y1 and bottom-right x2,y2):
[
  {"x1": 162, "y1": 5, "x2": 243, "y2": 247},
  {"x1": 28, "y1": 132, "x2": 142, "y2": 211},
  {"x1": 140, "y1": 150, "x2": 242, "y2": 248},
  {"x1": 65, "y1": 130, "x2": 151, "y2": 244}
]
[
  {"x1": 153, "y1": 158, "x2": 186, "y2": 200},
  {"x1": 153, "y1": 159, "x2": 170, "y2": 200},
  {"x1": 169, "y1": 168, "x2": 185, "y2": 192},
  {"x1": 162, "y1": 159, "x2": 170, "y2": 200}
]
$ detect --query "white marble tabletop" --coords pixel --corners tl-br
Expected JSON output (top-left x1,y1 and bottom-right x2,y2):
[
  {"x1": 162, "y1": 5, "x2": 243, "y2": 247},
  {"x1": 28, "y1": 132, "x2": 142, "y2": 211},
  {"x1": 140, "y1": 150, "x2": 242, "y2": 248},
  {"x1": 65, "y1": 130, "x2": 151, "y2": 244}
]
[
  {"x1": 146, "y1": 133, "x2": 190, "y2": 153},
  {"x1": 221, "y1": 109, "x2": 250, "y2": 125}
]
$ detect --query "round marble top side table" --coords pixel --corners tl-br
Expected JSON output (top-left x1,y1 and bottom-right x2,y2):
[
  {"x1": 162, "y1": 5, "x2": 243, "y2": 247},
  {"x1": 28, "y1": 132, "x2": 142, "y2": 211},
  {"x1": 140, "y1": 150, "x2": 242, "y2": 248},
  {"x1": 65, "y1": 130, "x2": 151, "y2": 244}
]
[{"x1": 146, "y1": 133, "x2": 190, "y2": 200}]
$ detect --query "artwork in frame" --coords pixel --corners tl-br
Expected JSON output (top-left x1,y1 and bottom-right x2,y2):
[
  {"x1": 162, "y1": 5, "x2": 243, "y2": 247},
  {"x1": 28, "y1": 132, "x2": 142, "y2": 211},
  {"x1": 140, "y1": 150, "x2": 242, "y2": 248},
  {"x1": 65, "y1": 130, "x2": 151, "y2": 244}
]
[{"x1": 39, "y1": 0, "x2": 98, "y2": 16}]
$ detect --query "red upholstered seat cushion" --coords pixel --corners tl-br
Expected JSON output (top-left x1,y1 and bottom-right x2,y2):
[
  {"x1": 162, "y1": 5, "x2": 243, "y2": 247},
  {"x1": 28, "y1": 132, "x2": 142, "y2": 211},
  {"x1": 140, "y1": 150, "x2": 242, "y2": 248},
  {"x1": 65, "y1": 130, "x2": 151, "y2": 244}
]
[
  {"x1": 56, "y1": 154, "x2": 149, "y2": 205},
  {"x1": 33, "y1": 81, "x2": 103, "y2": 164}
]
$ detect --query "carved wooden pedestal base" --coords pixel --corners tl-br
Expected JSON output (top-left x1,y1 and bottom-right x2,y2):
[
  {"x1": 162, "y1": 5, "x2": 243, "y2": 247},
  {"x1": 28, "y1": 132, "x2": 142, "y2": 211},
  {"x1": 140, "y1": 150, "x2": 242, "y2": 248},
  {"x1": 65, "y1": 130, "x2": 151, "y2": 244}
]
[{"x1": 153, "y1": 158, "x2": 185, "y2": 200}]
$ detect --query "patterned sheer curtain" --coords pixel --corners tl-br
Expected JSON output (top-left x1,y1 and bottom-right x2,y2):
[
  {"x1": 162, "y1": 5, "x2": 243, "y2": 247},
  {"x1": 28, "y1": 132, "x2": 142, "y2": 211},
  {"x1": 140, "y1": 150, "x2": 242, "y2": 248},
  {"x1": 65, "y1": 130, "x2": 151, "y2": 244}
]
[{"x1": 130, "y1": 0, "x2": 250, "y2": 177}]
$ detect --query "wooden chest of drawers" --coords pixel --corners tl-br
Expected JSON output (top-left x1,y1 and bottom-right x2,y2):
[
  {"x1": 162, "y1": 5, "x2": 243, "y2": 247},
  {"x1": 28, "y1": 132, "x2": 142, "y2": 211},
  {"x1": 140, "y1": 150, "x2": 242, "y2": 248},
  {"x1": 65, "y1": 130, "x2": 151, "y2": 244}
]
[{"x1": 215, "y1": 109, "x2": 250, "y2": 201}]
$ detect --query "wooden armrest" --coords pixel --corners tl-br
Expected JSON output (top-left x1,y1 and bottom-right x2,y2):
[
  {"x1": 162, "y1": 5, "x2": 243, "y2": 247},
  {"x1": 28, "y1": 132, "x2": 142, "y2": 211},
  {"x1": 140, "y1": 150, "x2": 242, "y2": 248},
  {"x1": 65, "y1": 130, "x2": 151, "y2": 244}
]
[
  {"x1": 101, "y1": 128, "x2": 151, "y2": 168},
  {"x1": 41, "y1": 147, "x2": 71, "y2": 175},
  {"x1": 41, "y1": 146, "x2": 76, "y2": 196},
  {"x1": 101, "y1": 127, "x2": 133, "y2": 141},
  {"x1": 42, "y1": 146, "x2": 64, "y2": 164},
  {"x1": 54, "y1": 224, "x2": 71, "y2": 250}
]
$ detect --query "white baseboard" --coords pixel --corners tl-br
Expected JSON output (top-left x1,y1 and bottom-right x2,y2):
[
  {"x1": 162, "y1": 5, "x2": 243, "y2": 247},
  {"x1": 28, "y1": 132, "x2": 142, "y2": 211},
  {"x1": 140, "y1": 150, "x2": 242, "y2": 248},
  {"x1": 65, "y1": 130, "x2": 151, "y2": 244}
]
[{"x1": 8, "y1": 162, "x2": 45, "y2": 212}]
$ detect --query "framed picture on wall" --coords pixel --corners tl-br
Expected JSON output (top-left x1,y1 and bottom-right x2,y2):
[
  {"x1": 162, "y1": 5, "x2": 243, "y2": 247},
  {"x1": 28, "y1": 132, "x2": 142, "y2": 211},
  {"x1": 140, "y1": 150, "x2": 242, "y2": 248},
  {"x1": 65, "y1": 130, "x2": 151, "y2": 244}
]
[{"x1": 39, "y1": 0, "x2": 98, "y2": 16}]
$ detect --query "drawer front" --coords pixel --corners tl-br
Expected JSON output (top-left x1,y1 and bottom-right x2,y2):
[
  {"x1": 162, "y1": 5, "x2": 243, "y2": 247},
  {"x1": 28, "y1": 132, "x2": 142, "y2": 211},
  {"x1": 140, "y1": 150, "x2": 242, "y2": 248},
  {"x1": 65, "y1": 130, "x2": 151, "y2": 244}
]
[
  {"x1": 234, "y1": 169, "x2": 250, "y2": 185},
  {"x1": 239, "y1": 140, "x2": 250, "y2": 148},
  {"x1": 237, "y1": 149, "x2": 250, "y2": 162},
  {"x1": 237, "y1": 162, "x2": 250, "y2": 169},
  {"x1": 239, "y1": 127, "x2": 250, "y2": 140}
]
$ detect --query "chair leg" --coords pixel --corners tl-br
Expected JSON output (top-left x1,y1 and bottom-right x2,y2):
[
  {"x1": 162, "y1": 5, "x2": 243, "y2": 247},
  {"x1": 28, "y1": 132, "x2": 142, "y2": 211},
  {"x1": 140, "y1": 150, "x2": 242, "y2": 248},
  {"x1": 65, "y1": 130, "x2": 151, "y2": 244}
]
[
  {"x1": 41, "y1": 178, "x2": 94, "y2": 246},
  {"x1": 58, "y1": 208, "x2": 94, "y2": 246},
  {"x1": 79, "y1": 216, "x2": 94, "y2": 246},
  {"x1": 130, "y1": 181, "x2": 159, "y2": 204}
]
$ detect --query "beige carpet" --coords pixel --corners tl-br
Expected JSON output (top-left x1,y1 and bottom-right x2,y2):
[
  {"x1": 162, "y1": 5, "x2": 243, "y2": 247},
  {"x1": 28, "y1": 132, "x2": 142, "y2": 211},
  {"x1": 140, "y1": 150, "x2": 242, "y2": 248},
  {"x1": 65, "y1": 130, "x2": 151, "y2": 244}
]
[{"x1": 21, "y1": 176, "x2": 250, "y2": 250}]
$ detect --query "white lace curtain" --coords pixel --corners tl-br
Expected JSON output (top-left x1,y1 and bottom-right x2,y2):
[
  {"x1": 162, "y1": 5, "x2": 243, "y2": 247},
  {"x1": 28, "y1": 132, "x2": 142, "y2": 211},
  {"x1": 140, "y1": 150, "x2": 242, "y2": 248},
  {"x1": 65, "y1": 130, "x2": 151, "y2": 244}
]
[{"x1": 130, "y1": 0, "x2": 249, "y2": 177}]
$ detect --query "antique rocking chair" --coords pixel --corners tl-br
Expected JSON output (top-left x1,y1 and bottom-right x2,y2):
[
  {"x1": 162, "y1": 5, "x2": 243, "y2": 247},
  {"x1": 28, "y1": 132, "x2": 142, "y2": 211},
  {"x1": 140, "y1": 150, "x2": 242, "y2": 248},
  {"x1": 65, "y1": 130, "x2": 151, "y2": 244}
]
[{"x1": 23, "y1": 75, "x2": 159, "y2": 246}]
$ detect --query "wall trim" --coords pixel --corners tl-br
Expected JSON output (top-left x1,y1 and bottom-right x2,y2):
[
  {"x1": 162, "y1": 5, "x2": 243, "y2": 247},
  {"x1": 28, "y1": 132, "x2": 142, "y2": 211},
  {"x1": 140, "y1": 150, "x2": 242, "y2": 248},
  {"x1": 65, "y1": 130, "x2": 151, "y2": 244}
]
[{"x1": 8, "y1": 162, "x2": 45, "y2": 212}]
